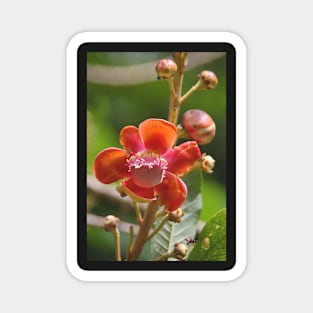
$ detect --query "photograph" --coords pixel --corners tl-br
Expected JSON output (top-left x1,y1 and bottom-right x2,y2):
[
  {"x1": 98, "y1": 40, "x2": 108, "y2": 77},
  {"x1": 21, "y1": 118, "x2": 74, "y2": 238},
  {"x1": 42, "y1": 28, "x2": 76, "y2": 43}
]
[{"x1": 81, "y1": 47, "x2": 233, "y2": 267}]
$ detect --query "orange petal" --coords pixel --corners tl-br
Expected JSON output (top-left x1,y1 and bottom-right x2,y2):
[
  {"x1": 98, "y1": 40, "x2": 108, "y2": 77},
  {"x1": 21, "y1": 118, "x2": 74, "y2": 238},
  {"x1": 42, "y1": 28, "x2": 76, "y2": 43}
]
[
  {"x1": 120, "y1": 126, "x2": 145, "y2": 153},
  {"x1": 93, "y1": 148, "x2": 130, "y2": 184},
  {"x1": 122, "y1": 178, "x2": 156, "y2": 203},
  {"x1": 163, "y1": 141, "x2": 201, "y2": 176},
  {"x1": 139, "y1": 119, "x2": 177, "y2": 155},
  {"x1": 155, "y1": 172, "x2": 187, "y2": 211}
]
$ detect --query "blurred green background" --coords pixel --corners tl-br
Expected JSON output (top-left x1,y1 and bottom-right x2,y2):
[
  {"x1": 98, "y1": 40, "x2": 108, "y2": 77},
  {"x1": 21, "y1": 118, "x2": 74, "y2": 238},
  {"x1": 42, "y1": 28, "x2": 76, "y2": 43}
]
[{"x1": 86, "y1": 52, "x2": 226, "y2": 260}]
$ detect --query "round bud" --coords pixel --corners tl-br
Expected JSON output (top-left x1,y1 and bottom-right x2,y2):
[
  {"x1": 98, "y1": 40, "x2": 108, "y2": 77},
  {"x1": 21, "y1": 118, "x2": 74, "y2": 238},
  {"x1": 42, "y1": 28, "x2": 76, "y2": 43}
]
[
  {"x1": 174, "y1": 243, "x2": 188, "y2": 260},
  {"x1": 155, "y1": 59, "x2": 177, "y2": 79},
  {"x1": 100, "y1": 215, "x2": 120, "y2": 232},
  {"x1": 198, "y1": 70, "x2": 218, "y2": 90},
  {"x1": 182, "y1": 109, "x2": 216, "y2": 144},
  {"x1": 168, "y1": 208, "x2": 185, "y2": 223},
  {"x1": 201, "y1": 154, "x2": 215, "y2": 174}
]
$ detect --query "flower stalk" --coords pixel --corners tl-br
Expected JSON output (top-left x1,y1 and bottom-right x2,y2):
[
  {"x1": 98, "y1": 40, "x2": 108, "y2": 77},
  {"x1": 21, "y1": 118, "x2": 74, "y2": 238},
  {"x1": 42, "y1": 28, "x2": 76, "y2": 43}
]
[
  {"x1": 179, "y1": 80, "x2": 201, "y2": 104},
  {"x1": 126, "y1": 225, "x2": 134, "y2": 259},
  {"x1": 145, "y1": 214, "x2": 169, "y2": 242},
  {"x1": 167, "y1": 77, "x2": 177, "y2": 98},
  {"x1": 127, "y1": 200, "x2": 159, "y2": 260},
  {"x1": 112, "y1": 227, "x2": 121, "y2": 261},
  {"x1": 133, "y1": 200, "x2": 143, "y2": 225},
  {"x1": 168, "y1": 52, "x2": 187, "y2": 124}
]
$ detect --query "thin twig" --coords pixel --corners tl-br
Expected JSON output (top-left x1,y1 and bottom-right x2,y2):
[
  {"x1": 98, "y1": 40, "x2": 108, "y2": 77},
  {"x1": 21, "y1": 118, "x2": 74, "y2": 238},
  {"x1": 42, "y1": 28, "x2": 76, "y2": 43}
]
[
  {"x1": 154, "y1": 251, "x2": 175, "y2": 261},
  {"x1": 126, "y1": 225, "x2": 134, "y2": 260},
  {"x1": 180, "y1": 80, "x2": 201, "y2": 104},
  {"x1": 167, "y1": 77, "x2": 177, "y2": 98},
  {"x1": 145, "y1": 215, "x2": 169, "y2": 242},
  {"x1": 168, "y1": 52, "x2": 187, "y2": 124},
  {"x1": 133, "y1": 201, "x2": 143, "y2": 225},
  {"x1": 113, "y1": 228, "x2": 121, "y2": 261},
  {"x1": 154, "y1": 207, "x2": 166, "y2": 221}
]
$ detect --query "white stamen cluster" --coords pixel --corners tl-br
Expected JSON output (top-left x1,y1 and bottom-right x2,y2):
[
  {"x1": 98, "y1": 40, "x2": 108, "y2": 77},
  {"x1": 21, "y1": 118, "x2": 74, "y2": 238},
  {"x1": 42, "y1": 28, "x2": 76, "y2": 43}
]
[{"x1": 127, "y1": 152, "x2": 168, "y2": 172}]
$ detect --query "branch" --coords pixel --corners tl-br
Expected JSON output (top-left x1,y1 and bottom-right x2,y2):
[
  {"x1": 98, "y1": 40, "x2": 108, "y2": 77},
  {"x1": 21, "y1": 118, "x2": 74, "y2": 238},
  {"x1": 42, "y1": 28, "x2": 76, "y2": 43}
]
[
  {"x1": 87, "y1": 213, "x2": 140, "y2": 235},
  {"x1": 87, "y1": 175, "x2": 144, "y2": 211},
  {"x1": 87, "y1": 213, "x2": 205, "y2": 236},
  {"x1": 87, "y1": 52, "x2": 225, "y2": 85}
]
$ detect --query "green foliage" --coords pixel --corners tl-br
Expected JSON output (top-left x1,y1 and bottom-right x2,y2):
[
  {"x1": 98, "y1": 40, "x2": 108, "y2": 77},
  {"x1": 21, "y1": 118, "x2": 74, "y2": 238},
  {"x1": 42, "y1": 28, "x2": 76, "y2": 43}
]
[
  {"x1": 150, "y1": 170, "x2": 202, "y2": 260},
  {"x1": 187, "y1": 208, "x2": 226, "y2": 261},
  {"x1": 201, "y1": 179, "x2": 226, "y2": 221},
  {"x1": 87, "y1": 225, "x2": 151, "y2": 261}
]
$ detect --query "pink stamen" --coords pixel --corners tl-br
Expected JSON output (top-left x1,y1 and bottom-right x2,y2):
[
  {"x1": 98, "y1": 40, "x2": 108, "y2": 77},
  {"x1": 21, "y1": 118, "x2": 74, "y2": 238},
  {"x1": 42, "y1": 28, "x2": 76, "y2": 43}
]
[{"x1": 127, "y1": 152, "x2": 168, "y2": 188}]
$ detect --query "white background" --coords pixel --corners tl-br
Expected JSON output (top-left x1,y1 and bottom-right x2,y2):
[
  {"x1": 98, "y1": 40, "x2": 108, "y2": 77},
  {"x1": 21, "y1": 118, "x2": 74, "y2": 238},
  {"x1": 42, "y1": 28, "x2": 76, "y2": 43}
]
[{"x1": 1, "y1": 1, "x2": 312, "y2": 312}]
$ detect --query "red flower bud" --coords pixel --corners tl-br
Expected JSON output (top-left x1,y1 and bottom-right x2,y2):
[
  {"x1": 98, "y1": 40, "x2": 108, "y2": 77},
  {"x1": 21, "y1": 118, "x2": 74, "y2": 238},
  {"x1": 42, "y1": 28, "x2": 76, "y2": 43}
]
[
  {"x1": 198, "y1": 70, "x2": 218, "y2": 90},
  {"x1": 174, "y1": 243, "x2": 188, "y2": 260},
  {"x1": 182, "y1": 109, "x2": 216, "y2": 145},
  {"x1": 155, "y1": 59, "x2": 177, "y2": 79}
]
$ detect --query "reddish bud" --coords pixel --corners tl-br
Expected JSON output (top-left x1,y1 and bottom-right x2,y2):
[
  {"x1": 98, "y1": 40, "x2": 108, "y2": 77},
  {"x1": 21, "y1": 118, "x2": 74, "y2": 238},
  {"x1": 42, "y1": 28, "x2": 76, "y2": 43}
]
[
  {"x1": 200, "y1": 154, "x2": 215, "y2": 174},
  {"x1": 100, "y1": 215, "x2": 120, "y2": 232},
  {"x1": 155, "y1": 59, "x2": 177, "y2": 79},
  {"x1": 198, "y1": 70, "x2": 218, "y2": 90},
  {"x1": 182, "y1": 109, "x2": 216, "y2": 145},
  {"x1": 174, "y1": 243, "x2": 188, "y2": 260},
  {"x1": 168, "y1": 208, "x2": 185, "y2": 223}
]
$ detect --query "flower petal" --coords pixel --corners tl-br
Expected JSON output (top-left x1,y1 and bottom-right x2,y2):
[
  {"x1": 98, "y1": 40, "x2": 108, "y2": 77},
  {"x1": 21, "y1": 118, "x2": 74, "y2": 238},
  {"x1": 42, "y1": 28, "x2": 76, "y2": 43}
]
[
  {"x1": 122, "y1": 178, "x2": 156, "y2": 203},
  {"x1": 163, "y1": 141, "x2": 201, "y2": 176},
  {"x1": 93, "y1": 148, "x2": 130, "y2": 184},
  {"x1": 120, "y1": 125, "x2": 145, "y2": 153},
  {"x1": 155, "y1": 172, "x2": 187, "y2": 211},
  {"x1": 139, "y1": 119, "x2": 177, "y2": 155}
]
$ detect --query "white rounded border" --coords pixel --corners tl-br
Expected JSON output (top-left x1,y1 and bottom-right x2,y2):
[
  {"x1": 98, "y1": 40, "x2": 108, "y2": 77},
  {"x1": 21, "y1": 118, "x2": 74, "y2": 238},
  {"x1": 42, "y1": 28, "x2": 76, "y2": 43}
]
[{"x1": 66, "y1": 32, "x2": 247, "y2": 281}]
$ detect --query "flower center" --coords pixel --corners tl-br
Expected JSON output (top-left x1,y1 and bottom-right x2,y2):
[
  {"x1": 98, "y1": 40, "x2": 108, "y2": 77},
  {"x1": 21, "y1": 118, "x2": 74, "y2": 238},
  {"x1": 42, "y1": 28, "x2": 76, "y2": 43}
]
[{"x1": 127, "y1": 152, "x2": 168, "y2": 188}]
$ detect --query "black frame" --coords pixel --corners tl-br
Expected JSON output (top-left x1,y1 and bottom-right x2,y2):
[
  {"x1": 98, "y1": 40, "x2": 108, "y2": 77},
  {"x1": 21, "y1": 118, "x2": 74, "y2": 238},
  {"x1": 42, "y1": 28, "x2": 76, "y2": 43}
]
[{"x1": 77, "y1": 43, "x2": 236, "y2": 271}]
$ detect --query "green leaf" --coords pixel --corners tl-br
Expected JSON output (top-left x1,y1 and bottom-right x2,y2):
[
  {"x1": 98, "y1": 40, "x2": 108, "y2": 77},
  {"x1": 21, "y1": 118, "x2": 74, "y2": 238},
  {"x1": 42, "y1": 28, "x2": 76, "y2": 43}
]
[
  {"x1": 200, "y1": 179, "x2": 226, "y2": 221},
  {"x1": 187, "y1": 208, "x2": 226, "y2": 261},
  {"x1": 150, "y1": 169, "x2": 202, "y2": 260}
]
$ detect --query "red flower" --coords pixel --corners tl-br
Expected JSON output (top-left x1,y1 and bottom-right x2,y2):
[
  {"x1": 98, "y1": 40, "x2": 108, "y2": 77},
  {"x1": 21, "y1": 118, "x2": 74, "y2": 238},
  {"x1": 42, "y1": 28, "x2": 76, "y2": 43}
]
[{"x1": 93, "y1": 119, "x2": 201, "y2": 211}]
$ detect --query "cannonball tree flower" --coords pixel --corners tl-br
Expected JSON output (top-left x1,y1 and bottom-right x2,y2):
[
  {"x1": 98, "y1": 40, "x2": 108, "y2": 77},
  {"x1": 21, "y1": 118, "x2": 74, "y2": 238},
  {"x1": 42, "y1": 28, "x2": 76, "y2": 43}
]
[{"x1": 94, "y1": 119, "x2": 201, "y2": 212}]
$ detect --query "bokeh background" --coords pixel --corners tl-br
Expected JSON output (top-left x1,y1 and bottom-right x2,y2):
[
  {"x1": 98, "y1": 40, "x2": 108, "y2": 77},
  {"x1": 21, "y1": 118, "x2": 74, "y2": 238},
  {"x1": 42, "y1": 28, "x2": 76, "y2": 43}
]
[{"x1": 86, "y1": 52, "x2": 227, "y2": 260}]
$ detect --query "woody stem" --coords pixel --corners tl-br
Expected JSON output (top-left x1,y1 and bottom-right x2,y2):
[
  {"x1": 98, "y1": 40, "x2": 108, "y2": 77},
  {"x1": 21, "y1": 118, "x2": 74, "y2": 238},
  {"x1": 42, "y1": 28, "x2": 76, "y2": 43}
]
[
  {"x1": 127, "y1": 200, "x2": 159, "y2": 260},
  {"x1": 112, "y1": 228, "x2": 121, "y2": 261},
  {"x1": 180, "y1": 80, "x2": 201, "y2": 104},
  {"x1": 168, "y1": 52, "x2": 187, "y2": 125}
]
